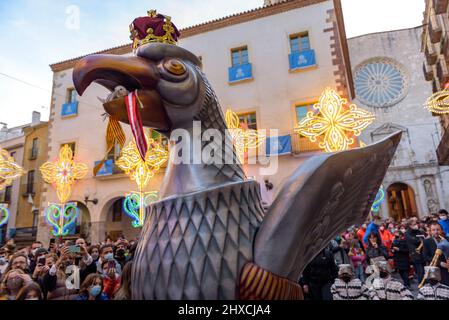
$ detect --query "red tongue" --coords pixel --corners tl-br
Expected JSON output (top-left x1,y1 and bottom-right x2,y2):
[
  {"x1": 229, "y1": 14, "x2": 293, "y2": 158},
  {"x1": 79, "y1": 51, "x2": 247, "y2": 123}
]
[{"x1": 125, "y1": 91, "x2": 148, "y2": 161}]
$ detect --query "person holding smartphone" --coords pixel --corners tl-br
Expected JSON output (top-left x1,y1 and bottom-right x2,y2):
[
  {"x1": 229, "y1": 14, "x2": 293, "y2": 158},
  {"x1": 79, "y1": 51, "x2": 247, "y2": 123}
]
[{"x1": 100, "y1": 259, "x2": 120, "y2": 299}]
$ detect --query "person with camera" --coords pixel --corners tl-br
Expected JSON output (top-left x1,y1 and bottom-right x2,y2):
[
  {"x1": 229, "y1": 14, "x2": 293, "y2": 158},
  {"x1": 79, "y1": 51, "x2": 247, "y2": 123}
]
[
  {"x1": 96, "y1": 244, "x2": 122, "y2": 275},
  {"x1": 45, "y1": 246, "x2": 78, "y2": 300},
  {"x1": 0, "y1": 268, "x2": 33, "y2": 300},
  {"x1": 100, "y1": 259, "x2": 120, "y2": 299}
]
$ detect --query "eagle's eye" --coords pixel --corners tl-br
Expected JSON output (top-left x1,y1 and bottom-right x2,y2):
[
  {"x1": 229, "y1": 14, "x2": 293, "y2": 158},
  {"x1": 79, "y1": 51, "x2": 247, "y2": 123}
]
[{"x1": 163, "y1": 59, "x2": 186, "y2": 76}]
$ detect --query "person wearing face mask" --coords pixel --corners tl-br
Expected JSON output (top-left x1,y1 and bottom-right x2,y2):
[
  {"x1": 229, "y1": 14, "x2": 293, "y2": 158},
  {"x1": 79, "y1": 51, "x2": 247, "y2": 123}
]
[
  {"x1": 114, "y1": 240, "x2": 130, "y2": 269},
  {"x1": 0, "y1": 268, "x2": 32, "y2": 300},
  {"x1": 378, "y1": 223, "x2": 394, "y2": 254},
  {"x1": 423, "y1": 222, "x2": 449, "y2": 286},
  {"x1": 331, "y1": 264, "x2": 370, "y2": 300},
  {"x1": 76, "y1": 273, "x2": 109, "y2": 300},
  {"x1": 16, "y1": 282, "x2": 43, "y2": 300},
  {"x1": 406, "y1": 219, "x2": 425, "y2": 283},
  {"x1": 417, "y1": 266, "x2": 449, "y2": 300},
  {"x1": 100, "y1": 260, "x2": 120, "y2": 299},
  {"x1": 438, "y1": 209, "x2": 449, "y2": 237},
  {"x1": 363, "y1": 216, "x2": 382, "y2": 245},
  {"x1": 97, "y1": 244, "x2": 122, "y2": 275},
  {"x1": 370, "y1": 261, "x2": 414, "y2": 300}
]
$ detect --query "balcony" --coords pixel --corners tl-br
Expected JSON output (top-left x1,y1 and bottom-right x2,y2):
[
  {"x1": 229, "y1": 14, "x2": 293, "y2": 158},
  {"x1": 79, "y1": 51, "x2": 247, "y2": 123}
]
[
  {"x1": 423, "y1": 62, "x2": 434, "y2": 81},
  {"x1": 289, "y1": 49, "x2": 317, "y2": 71},
  {"x1": 291, "y1": 132, "x2": 322, "y2": 154},
  {"x1": 437, "y1": 55, "x2": 449, "y2": 85},
  {"x1": 429, "y1": 13, "x2": 443, "y2": 43},
  {"x1": 433, "y1": 0, "x2": 449, "y2": 14},
  {"x1": 94, "y1": 159, "x2": 124, "y2": 177},
  {"x1": 425, "y1": 37, "x2": 438, "y2": 65},
  {"x1": 61, "y1": 101, "x2": 78, "y2": 118},
  {"x1": 228, "y1": 63, "x2": 253, "y2": 84}
]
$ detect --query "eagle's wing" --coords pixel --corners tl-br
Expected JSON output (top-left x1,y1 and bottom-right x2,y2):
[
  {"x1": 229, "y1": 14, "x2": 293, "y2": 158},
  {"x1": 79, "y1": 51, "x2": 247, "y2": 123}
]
[{"x1": 254, "y1": 131, "x2": 401, "y2": 282}]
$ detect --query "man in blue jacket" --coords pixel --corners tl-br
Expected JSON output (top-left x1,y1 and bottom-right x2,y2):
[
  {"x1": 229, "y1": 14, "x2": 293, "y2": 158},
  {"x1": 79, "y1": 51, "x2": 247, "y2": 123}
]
[
  {"x1": 438, "y1": 209, "x2": 449, "y2": 237},
  {"x1": 363, "y1": 215, "x2": 382, "y2": 244}
]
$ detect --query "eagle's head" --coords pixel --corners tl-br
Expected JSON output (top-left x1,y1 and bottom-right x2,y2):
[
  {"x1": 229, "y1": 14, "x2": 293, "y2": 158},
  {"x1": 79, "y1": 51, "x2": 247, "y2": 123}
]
[{"x1": 73, "y1": 43, "x2": 206, "y2": 136}]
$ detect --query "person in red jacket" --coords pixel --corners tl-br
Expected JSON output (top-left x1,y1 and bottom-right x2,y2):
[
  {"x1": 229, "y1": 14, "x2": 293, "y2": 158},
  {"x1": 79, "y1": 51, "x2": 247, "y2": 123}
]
[
  {"x1": 100, "y1": 260, "x2": 120, "y2": 299},
  {"x1": 378, "y1": 223, "x2": 395, "y2": 254},
  {"x1": 357, "y1": 223, "x2": 367, "y2": 249}
]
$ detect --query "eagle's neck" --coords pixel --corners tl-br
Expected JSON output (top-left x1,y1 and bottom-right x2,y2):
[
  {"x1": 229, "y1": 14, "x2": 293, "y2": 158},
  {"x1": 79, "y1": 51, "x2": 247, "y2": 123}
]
[{"x1": 159, "y1": 76, "x2": 245, "y2": 199}]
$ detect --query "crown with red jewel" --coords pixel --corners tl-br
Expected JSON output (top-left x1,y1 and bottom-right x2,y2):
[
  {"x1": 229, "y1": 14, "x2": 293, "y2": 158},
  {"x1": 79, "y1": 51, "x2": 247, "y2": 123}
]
[{"x1": 129, "y1": 10, "x2": 181, "y2": 51}]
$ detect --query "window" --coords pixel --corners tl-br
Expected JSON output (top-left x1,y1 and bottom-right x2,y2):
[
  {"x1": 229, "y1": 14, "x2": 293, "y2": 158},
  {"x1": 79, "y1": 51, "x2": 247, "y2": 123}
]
[
  {"x1": 107, "y1": 142, "x2": 122, "y2": 161},
  {"x1": 290, "y1": 32, "x2": 310, "y2": 53},
  {"x1": 61, "y1": 142, "x2": 76, "y2": 157},
  {"x1": 237, "y1": 112, "x2": 257, "y2": 130},
  {"x1": 27, "y1": 170, "x2": 35, "y2": 194},
  {"x1": 4, "y1": 186, "x2": 12, "y2": 203},
  {"x1": 295, "y1": 104, "x2": 314, "y2": 123},
  {"x1": 30, "y1": 138, "x2": 39, "y2": 159},
  {"x1": 67, "y1": 88, "x2": 77, "y2": 103},
  {"x1": 231, "y1": 47, "x2": 249, "y2": 66},
  {"x1": 112, "y1": 199, "x2": 123, "y2": 222}
]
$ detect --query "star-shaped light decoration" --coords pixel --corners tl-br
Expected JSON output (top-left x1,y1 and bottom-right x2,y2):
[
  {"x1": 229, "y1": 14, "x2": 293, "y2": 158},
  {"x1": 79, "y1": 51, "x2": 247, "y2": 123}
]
[
  {"x1": 116, "y1": 131, "x2": 169, "y2": 227},
  {"x1": 0, "y1": 148, "x2": 25, "y2": 191},
  {"x1": 225, "y1": 109, "x2": 265, "y2": 164},
  {"x1": 424, "y1": 89, "x2": 449, "y2": 114},
  {"x1": 40, "y1": 144, "x2": 88, "y2": 203},
  {"x1": 294, "y1": 88, "x2": 375, "y2": 153}
]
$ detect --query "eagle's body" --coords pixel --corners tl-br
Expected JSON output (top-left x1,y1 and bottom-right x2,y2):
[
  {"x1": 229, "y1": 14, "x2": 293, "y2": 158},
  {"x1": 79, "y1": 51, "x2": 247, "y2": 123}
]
[{"x1": 133, "y1": 180, "x2": 264, "y2": 299}]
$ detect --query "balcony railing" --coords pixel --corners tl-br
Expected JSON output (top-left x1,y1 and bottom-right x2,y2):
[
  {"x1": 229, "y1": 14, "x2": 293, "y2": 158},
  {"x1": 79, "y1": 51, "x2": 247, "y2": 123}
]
[
  {"x1": 429, "y1": 13, "x2": 443, "y2": 43},
  {"x1": 228, "y1": 63, "x2": 253, "y2": 83},
  {"x1": 291, "y1": 132, "x2": 322, "y2": 154},
  {"x1": 425, "y1": 37, "x2": 438, "y2": 65},
  {"x1": 289, "y1": 49, "x2": 317, "y2": 71},
  {"x1": 423, "y1": 62, "x2": 434, "y2": 81},
  {"x1": 94, "y1": 159, "x2": 124, "y2": 177},
  {"x1": 433, "y1": 0, "x2": 449, "y2": 14},
  {"x1": 437, "y1": 55, "x2": 449, "y2": 85}
]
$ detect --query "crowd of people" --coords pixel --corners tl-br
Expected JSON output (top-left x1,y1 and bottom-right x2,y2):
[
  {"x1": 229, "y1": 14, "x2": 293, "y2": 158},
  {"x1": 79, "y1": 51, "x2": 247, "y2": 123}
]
[
  {"x1": 0, "y1": 236, "x2": 135, "y2": 300},
  {"x1": 0, "y1": 210, "x2": 448, "y2": 300},
  {"x1": 299, "y1": 209, "x2": 449, "y2": 300}
]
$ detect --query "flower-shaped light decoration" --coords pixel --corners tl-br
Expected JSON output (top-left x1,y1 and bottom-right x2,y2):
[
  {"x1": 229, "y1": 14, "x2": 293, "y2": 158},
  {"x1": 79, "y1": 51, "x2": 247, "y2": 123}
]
[
  {"x1": 0, "y1": 148, "x2": 25, "y2": 191},
  {"x1": 116, "y1": 131, "x2": 168, "y2": 228},
  {"x1": 371, "y1": 185, "x2": 386, "y2": 213},
  {"x1": 424, "y1": 89, "x2": 449, "y2": 114},
  {"x1": 294, "y1": 88, "x2": 375, "y2": 153},
  {"x1": 225, "y1": 109, "x2": 265, "y2": 163},
  {"x1": 0, "y1": 203, "x2": 10, "y2": 227},
  {"x1": 116, "y1": 132, "x2": 169, "y2": 191},
  {"x1": 40, "y1": 145, "x2": 88, "y2": 203}
]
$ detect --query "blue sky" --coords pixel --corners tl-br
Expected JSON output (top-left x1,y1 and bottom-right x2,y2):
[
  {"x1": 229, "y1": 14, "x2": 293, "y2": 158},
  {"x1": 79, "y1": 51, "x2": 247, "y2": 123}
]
[{"x1": 0, "y1": 0, "x2": 425, "y2": 128}]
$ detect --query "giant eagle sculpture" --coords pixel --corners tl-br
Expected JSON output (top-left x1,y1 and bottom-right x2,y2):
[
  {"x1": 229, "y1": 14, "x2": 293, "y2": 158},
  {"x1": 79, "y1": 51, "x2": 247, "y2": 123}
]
[{"x1": 73, "y1": 10, "x2": 401, "y2": 299}]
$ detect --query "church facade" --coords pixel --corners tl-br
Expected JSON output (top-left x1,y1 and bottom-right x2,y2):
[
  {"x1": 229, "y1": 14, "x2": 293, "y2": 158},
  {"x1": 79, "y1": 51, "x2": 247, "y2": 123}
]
[{"x1": 348, "y1": 26, "x2": 449, "y2": 220}]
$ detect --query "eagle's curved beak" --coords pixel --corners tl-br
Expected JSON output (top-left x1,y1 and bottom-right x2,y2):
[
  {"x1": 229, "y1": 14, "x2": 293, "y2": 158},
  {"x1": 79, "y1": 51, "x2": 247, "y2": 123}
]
[{"x1": 73, "y1": 54, "x2": 171, "y2": 132}]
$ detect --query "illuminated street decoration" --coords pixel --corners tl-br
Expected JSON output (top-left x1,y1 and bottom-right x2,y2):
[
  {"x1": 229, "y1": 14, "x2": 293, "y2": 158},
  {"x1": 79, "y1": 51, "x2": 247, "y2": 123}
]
[
  {"x1": 116, "y1": 131, "x2": 168, "y2": 227},
  {"x1": 225, "y1": 109, "x2": 265, "y2": 163},
  {"x1": 294, "y1": 88, "x2": 375, "y2": 153},
  {"x1": 123, "y1": 192, "x2": 158, "y2": 228},
  {"x1": 40, "y1": 145, "x2": 88, "y2": 236},
  {"x1": 371, "y1": 185, "x2": 386, "y2": 213},
  {"x1": 0, "y1": 148, "x2": 25, "y2": 191},
  {"x1": 45, "y1": 202, "x2": 79, "y2": 236},
  {"x1": 0, "y1": 204, "x2": 10, "y2": 227},
  {"x1": 424, "y1": 89, "x2": 449, "y2": 114},
  {"x1": 40, "y1": 145, "x2": 88, "y2": 203}
]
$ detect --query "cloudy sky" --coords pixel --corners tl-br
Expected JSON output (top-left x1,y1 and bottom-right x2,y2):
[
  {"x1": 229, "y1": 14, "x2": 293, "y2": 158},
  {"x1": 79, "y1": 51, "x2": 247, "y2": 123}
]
[{"x1": 0, "y1": 0, "x2": 425, "y2": 128}]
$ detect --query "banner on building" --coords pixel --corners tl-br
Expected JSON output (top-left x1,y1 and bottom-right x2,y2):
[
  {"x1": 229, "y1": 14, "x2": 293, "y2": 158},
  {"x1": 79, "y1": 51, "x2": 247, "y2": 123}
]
[{"x1": 266, "y1": 135, "x2": 292, "y2": 156}]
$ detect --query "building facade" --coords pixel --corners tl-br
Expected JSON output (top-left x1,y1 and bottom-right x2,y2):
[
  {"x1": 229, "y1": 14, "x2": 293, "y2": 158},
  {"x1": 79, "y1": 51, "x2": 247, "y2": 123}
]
[
  {"x1": 38, "y1": 0, "x2": 354, "y2": 244},
  {"x1": 422, "y1": 0, "x2": 449, "y2": 164},
  {"x1": 349, "y1": 26, "x2": 449, "y2": 220}
]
